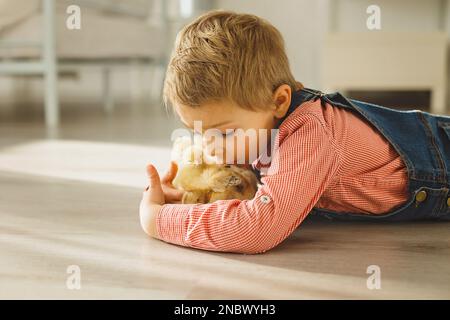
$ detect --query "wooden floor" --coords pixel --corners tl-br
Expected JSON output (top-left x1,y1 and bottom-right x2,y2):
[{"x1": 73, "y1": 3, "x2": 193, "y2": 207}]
[{"x1": 0, "y1": 104, "x2": 449, "y2": 299}]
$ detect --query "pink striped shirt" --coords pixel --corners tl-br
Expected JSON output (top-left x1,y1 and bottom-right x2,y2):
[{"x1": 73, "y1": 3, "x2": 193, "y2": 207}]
[{"x1": 156, "y1": 99, "x2": 409, "y2": 254}]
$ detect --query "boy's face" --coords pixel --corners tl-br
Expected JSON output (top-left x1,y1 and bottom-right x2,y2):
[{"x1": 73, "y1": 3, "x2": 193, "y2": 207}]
[{"x1": 175, "y1": 100, "x2": 281, "y2": 167}]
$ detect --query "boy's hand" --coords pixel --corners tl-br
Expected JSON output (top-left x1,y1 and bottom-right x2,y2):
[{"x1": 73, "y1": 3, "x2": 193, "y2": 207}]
[
  {"x1": 139, "y1": 162, "x2": 185, "y2": 239},
  {"x1": 139, "y1": 164, "x2": 164, "y2": 238},
  {"x1": 160, "y1": 161, "x2": 185, "y2": 204}
]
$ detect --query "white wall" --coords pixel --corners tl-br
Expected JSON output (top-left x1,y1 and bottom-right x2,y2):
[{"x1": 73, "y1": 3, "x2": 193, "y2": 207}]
[
  {"x1": 217, "y1": 0, "x2": 450, "y2": 81},
  {"x1": 333, "y1": 0, "x2": 449, "y2": 108},
  {"x1": 216, "y1": 0, "x2": 328, "y2": 89},
  {"x1": 217, "y1": 0, "x2": 450, "y2": 109},
  {"x1": 334, "y1": 0, "x2": 444, "y2": 32}
]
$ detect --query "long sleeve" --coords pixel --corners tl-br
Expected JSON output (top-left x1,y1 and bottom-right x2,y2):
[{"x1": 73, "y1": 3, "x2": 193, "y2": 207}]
[{"x1": 156, "y1": 113, "x2": 342, "y2": 254}]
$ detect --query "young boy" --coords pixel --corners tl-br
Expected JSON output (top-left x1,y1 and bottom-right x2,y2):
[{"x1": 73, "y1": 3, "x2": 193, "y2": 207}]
[{"x1": 139, "y1": 10, "x2": 450, "y2": 254}]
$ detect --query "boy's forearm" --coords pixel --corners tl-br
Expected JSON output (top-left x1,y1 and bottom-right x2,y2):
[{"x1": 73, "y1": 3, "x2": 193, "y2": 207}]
[
  {"x1": 140, "y1": 203, "x2": 161, "y2": 239},
  {"x1": 156, "y1": 203, "x2": 192, "y2": 246},
  {"x1": 155, "y1": 199, "x2": 279, "y2": 254}
]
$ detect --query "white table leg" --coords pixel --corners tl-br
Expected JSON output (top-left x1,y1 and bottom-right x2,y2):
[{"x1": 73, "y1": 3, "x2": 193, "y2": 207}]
[{"x1": 43, "y1": 0, "x2": 59, "y2": 127}]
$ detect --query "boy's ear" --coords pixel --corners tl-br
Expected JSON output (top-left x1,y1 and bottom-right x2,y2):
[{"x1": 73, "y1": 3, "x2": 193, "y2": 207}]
[{"x1": 272, "y1": 84, "x2": 292, "y2": 119}]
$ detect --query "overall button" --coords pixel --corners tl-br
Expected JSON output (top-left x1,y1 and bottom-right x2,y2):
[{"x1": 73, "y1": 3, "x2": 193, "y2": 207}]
[
  {"x1": 447, "y1": 197, "x2": 450, "y2": 207},
  {"x1": 415, "y1": 190, "x2": 427, "y2": 203},
  {"x1": 260, "y1": 195, "x2": 271, "y2": 204}
]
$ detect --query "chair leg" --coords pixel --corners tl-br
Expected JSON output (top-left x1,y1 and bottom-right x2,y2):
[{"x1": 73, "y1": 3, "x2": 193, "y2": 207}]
[{"x1": 102, "y1": 67, "x2": 114, "y2": 113}]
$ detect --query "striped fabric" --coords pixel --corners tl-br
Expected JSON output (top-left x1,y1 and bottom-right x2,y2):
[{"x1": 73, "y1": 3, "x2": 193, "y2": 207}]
[{"x1": 156, "y1": 99, "x2": 409, "y2": 254}]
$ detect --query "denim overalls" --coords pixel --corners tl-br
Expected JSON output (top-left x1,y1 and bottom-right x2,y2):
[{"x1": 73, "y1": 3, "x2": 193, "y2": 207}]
[{"x1": 279, "y1": 87, "x2": 450, "y2": 221}]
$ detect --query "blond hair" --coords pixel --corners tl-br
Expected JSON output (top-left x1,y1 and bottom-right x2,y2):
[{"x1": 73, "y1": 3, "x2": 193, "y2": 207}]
[{"x1": 163, "y1": 10, "x2": 303, "y2": 110}]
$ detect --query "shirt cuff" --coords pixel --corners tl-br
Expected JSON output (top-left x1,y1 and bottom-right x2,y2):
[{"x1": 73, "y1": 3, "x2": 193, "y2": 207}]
[{"x1": 156, "y1": 203, "x2": 193, "y2": 246}]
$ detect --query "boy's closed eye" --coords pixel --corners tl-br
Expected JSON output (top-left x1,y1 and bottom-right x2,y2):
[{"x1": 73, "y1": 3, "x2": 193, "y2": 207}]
[
  {"x1": 221, "y1": 129, "x2": 235, "y2": 137},
  {"x1": 181, "y1": 123, "x2": 236, "y2": 138}
]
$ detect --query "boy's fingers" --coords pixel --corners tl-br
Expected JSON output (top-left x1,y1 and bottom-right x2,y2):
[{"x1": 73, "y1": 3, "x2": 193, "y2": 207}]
[
  {"x1": 161, "y1": 161, "x2": 178, "y2": 185},
  {"x1": 146, "y1": 164, "x2": 164, "y2": 204},
  {"x1": 162, "y1": 184, "x2": 185, "y2": 202},
  {"x1": 146, "y1": 164, "x2": 160, "y2": 184}
]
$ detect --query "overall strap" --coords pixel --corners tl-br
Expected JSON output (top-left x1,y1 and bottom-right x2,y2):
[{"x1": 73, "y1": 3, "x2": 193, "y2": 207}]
[{"x1": 276, "y1": 87, "x2": 325, "y2": 129}]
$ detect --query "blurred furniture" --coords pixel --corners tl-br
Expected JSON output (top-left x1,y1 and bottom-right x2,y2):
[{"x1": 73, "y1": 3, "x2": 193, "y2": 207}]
[
  {"x1": 0, "y1": 0, "x2": 168, "y2": 126},
  {"x1": 322, "y1": 32, "x2": 448, "y2": 114}
]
